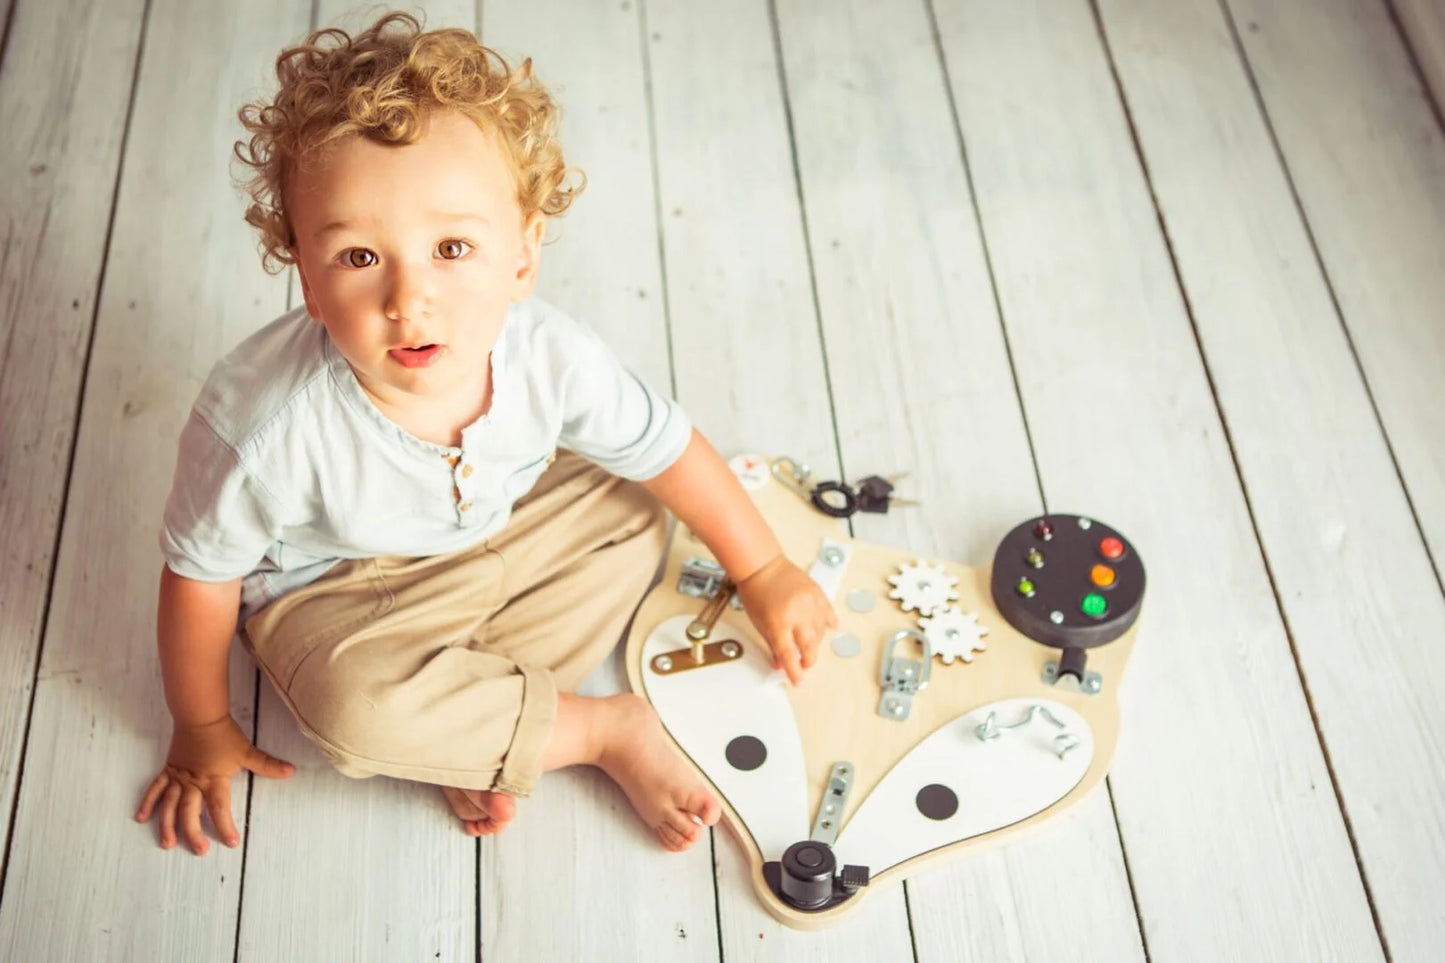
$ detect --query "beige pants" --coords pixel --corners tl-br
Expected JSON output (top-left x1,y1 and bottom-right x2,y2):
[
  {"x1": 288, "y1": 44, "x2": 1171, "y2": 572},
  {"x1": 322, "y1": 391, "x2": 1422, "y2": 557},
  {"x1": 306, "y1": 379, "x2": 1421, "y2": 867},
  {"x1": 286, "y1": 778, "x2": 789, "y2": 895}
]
[{"x1": 241, "y1": 452, "x2": 666, "y2": 796}]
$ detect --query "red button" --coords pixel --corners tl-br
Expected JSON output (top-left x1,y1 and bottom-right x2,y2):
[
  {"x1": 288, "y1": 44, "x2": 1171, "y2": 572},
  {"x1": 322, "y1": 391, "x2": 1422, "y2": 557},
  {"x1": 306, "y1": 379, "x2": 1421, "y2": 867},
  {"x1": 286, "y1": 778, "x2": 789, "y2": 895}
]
[
  {"x1": 1033, "y1": 519, "x2": 1054, "y2": 541},
  {"x1": 1099, "y1": 537, "x2": 1124, "y2": 560}
]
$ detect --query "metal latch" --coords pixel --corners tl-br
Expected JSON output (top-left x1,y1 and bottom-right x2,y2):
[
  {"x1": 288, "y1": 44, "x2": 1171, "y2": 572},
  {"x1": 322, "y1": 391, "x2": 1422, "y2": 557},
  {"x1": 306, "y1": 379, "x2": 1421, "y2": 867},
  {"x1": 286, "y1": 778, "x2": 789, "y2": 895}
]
[
  {"x1": 810, "y1": 762, "x2": 853, "y2": 846},
  {"x1": 878, "y1": 628, "x2": 931, "y2": 720}
]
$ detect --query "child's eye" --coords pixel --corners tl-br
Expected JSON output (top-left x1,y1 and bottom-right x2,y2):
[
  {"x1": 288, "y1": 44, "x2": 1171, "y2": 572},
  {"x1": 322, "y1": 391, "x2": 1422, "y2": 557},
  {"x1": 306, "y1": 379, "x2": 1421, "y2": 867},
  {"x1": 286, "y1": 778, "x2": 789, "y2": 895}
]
[
  {"x1": 437, "y1": 239, "x2": 472, "y2": 260},
  {"x1": 341, "y1": 248, "x2": 377, "y2": 268}
]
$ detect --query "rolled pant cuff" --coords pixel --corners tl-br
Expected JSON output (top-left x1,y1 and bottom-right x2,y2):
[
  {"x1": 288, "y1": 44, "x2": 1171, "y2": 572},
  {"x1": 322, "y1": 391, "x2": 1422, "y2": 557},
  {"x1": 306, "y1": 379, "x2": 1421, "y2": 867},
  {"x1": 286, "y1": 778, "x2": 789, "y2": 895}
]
[{"x1": 491, "y1": 664, "x2": 558, "y2": 797}]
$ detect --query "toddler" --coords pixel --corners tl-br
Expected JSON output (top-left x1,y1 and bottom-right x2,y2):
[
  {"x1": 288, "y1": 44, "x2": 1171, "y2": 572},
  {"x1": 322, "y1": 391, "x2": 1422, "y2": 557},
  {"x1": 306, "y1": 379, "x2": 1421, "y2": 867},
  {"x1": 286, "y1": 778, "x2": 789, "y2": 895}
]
[{"x1": 134, "y1": 12, "x2": 835, "y2": 855}]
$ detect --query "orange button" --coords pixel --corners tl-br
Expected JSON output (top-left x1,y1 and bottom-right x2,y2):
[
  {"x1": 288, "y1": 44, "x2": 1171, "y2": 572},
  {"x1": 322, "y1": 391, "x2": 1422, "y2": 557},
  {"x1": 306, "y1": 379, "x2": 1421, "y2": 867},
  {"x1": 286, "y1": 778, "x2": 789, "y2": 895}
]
[
  {"x1": 1091, "y1": 564, "x2": 1116, "y2": 587},
  {"x1": 458, "y1": 501, "x2": 472, "y2": 512},
  {"x1": 462, "y1": 464, "x2": 474, "y2": 478},
  {"x1": 446, "y1": 454, "x2": 460, "y2": 467},
  {"x1": 1099, "y1": 537, "x2": 1124, "y2": 560}
]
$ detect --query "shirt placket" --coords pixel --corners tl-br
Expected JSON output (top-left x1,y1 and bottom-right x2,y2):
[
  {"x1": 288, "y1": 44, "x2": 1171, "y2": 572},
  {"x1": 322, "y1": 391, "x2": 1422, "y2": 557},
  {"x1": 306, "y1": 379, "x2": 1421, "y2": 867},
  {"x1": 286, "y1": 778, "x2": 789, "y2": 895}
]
[{"x1": 445, "y1": 449, "x2": 482, "y2": 526}]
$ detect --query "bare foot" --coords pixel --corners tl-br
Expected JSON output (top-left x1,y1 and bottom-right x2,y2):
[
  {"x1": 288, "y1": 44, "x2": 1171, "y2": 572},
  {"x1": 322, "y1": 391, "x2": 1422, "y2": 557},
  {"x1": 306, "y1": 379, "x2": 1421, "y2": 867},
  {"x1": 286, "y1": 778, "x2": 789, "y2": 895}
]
[
  {"x1": 597, "y1": 695, "x2": 721, "y2": 852},
  {"x1": 442, "y1": 785, "x2": 517, "y2": 837}
]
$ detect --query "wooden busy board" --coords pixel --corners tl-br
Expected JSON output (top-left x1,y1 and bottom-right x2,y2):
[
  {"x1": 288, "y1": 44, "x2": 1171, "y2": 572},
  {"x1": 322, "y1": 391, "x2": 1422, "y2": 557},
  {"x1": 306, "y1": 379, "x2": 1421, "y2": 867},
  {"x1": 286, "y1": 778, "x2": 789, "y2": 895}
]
[{"x1": 624, "y1": 455, "x2": 1140, "y2": 928}]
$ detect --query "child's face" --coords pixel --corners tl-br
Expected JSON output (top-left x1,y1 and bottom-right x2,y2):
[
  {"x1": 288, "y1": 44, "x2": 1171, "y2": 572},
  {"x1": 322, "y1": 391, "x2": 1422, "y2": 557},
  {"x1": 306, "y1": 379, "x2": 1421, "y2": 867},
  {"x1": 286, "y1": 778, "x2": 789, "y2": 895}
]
[{"x1": 288, "y1": 109, "x2": 543, "y2": 412}]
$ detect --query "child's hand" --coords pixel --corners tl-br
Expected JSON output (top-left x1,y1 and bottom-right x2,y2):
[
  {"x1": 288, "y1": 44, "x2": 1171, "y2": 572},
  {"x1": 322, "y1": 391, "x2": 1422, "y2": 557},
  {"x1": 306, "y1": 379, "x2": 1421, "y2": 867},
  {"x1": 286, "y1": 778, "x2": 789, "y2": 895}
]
[
  {"x1": 735, "y1": 555, "x2": 839, "y2": 685},
  {"x1": 135, "y1": 715, "x2": 294, "y2": 854}
]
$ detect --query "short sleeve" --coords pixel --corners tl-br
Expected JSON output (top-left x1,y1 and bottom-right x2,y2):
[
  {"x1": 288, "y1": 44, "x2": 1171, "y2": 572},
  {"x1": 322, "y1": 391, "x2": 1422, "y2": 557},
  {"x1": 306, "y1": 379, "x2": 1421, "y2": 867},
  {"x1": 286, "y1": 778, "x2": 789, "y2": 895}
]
[
  {"x1": 556, "y1": 325, "x2": 691, "y2": 480},
  {"x1": 158, "y1": 412, "x2": 281, "y2": 582}
]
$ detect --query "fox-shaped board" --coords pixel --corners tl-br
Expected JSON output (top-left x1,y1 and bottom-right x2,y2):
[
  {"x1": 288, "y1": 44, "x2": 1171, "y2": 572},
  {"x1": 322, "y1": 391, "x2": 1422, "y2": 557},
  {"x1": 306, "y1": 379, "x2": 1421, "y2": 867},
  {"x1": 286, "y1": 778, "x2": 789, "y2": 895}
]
[{"x1": 625, "y1": 454, "x2": 1143, "y2": 928}]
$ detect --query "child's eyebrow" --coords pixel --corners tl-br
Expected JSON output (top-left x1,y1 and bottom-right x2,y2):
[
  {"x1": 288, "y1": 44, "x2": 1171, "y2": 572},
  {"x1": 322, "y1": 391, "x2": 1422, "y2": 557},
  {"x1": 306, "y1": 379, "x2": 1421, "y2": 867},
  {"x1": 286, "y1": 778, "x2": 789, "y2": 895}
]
[{"x1": 311, "y1": 213, "x2": 491, "y2": 240}]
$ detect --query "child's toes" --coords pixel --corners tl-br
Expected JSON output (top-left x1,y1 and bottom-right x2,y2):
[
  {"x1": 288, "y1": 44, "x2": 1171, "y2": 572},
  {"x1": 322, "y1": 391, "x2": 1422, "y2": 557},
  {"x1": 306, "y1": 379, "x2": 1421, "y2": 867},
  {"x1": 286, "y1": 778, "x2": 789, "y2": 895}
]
[
  {"x1": 685, "y1": 789, "x2": 721, "y2": 827},
  {"x1": 657, "y1": 822, "x2": 690, "y2": 852}
]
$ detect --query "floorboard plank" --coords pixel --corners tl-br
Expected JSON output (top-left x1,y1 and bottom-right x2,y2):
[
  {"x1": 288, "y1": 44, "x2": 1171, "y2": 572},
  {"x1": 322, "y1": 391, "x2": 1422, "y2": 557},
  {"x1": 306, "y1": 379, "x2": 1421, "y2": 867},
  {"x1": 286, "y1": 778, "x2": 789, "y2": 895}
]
[
  {"x1": 475, "y1": 2, "x2": 719, "y2": 958},
  {"x1": 770, "y1": 0, "x2": 1148, "y2": 958},
  {"x1": 1225, "y1": 0, "x2": 1445, "y2": 580},
  {"x1": 0, "y1": 0, "x2": 144, "y2": 882},
  {"x1": 930, "y1": 0, "x2": 1385, "y2": 958},
  {"x1": 1392, "y1": 0, "x2": 1445, "y2": 115},
  {"x1": 234, "y1": 4, "x2": 480, "y2": 961},
  {"x1": 647, "y1": 0, "x2": 919, "y2": 955},
  {"x1": 0, "y1": 0, "x2": 303, "y2": 958},
  {"x1": 1099, "y1": 1, "x2": 1445, "y2": 956}
]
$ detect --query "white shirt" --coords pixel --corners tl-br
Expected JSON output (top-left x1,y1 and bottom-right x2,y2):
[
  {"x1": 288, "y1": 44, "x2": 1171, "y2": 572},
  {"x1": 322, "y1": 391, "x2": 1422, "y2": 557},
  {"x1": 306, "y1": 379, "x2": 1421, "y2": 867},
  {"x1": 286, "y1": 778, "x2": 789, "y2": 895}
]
[{"x1": 159, "y1": 298, "x2": 689, "y2": 619}]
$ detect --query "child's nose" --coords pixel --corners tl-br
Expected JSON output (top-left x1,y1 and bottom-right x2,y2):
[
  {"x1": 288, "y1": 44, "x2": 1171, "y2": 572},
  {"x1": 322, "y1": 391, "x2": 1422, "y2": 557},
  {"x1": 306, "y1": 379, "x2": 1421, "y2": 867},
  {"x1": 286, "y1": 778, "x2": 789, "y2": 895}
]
[{"x1": 383, "y1": 262, "x2": 433, "y2": 321}]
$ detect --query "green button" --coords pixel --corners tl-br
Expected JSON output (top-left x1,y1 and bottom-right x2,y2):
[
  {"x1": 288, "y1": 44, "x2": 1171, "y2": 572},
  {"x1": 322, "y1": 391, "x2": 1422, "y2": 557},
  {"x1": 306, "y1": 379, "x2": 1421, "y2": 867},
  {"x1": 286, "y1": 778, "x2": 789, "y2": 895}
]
[
  {"x1": 1081, "y1": 593, "x2": 1107, "y2": 617},
  {"x1": 1016, "y1": 578, "x2": 1036, "y2": 598}
]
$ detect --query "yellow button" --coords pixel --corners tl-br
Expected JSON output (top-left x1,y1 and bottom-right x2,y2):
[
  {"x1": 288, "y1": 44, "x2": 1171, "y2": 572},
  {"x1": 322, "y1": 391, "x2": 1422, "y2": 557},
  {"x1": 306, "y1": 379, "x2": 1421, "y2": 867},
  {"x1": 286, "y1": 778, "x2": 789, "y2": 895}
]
[
  {"x1": 446, "y1": 454, "x2": 459, "y2": 467},
  {"x1": 462, "y1": 464, "x2": 474, "y2": 478},
  {"x1": 1090, "y1": 564, "x2": 1116, "y2": 588},
  {"x1": 458, "y1": 501, "x2": 472, "y2": 512}
]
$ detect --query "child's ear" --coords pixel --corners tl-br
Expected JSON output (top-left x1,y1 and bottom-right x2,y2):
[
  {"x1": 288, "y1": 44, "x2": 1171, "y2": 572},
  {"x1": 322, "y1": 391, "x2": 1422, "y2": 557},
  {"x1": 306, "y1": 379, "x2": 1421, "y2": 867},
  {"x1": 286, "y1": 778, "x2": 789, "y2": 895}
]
[
  {"x1": 511, "y1": 211, "x2": 545, "y2": 301},
  {"x1": 290, "y1": 249, "x2": 323, "y2": 321}
]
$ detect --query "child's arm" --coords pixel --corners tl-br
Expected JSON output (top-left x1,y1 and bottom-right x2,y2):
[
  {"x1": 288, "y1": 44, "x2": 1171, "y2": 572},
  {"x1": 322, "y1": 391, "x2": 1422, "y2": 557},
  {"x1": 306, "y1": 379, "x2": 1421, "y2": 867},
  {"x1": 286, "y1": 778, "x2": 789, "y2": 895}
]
[
  {"x1": 641, "y1": 431, "x2": 837, "y2": 684},
  {"x1": 134, "y1": 566, "x2": 293, "y2": 854}
]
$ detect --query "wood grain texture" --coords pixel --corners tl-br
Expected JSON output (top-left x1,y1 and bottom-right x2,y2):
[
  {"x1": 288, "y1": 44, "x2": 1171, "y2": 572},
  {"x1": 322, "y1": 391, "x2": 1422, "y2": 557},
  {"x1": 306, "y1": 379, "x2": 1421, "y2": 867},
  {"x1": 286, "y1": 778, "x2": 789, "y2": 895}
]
[
  {"x1": 235, "y1": 4, "x2": 479, "y2": 961},
  {"x1": 932, "y1": 0, "x2": 1385, "y2": 958},
  {"x1": 476, "y1": 1, "x2": 719, "y2": 958},
  {"x1": 1099, "y1": 0, "x2": 1445, "y2": 956},
  {"x1": 0, "y1": 0, "x2": 302, "y2": 958},
  {"x1": 1392, "y1": 0, "x2": 1445, "y2": 113},
  {"x1": 770, "y1": 0, "x2": 1146, "y2": 958},
  {"x1": 644, "y1": 0, "x2": 918, "y2": 956},
  {"x1": 1226, "y1": 0, "x2": 1445, "y2": 576},
  {"x1": 0, "y1": 0, "x2": 144, "y2": 879}
]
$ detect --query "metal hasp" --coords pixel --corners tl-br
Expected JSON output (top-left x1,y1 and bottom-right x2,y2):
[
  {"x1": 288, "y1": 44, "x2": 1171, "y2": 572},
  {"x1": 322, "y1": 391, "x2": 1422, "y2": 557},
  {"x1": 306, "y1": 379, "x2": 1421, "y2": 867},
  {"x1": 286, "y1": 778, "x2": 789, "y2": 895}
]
[
  {"x1": 677, "y1": 557, "x2": 743, "y2": 609},
  {"x1": 878, "y1": 628, "x2": 932, "y2": 720},
  {"x1": 762, "y1": 840, "x2": 870, "y2": 912},
  {"x1": 810, "y1": 762, "x2": 854, "y2": 846},
  {"x1": 650, "y1": 638, "x2": 744, "y2": 676},
  {"x1": 684, "y1": 576, "x2": 738, "y2": 663}
]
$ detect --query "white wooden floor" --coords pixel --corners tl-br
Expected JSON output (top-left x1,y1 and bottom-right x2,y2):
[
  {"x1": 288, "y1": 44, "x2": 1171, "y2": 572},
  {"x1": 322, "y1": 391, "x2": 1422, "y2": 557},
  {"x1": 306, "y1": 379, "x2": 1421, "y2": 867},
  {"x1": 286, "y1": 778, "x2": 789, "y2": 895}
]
[{"x1": 2, "y1": 0, "x2": 1443, "y2": 959}]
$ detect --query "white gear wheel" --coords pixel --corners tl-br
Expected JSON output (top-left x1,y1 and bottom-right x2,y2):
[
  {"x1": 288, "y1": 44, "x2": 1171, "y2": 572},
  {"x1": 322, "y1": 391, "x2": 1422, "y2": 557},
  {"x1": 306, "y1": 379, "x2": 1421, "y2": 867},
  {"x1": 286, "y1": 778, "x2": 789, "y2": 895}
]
[
  {"x1": 886, "y1": 560, "x2": 959, "y2": 616},
  {"x1": 918, "y1": 606, "x2": 989, "y2": 664}
]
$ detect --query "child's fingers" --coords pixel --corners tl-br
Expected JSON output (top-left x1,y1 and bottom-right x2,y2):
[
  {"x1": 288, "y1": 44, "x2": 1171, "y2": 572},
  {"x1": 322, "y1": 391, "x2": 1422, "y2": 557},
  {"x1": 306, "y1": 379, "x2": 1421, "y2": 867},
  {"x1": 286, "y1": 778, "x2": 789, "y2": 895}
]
[
  {"x1": 136, "y1": 771, "x2": 170, "y2": 821},
  {"x1": 178, "y1": 784, "x2": 208, "y2": 855},
  {"x1": 159, "y1": 782, "x2": 182, "y2": 849},
  {"x1": 205, "y1": 780, "x2": 240, "y2": 847}
]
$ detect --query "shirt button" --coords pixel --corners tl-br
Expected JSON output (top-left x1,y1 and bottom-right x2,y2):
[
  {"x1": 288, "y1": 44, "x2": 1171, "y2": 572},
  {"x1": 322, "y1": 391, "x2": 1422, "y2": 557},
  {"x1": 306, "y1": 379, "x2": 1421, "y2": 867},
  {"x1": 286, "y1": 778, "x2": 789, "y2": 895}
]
[
  {"x1": 452, "y1": 485, "x2": 462, "y2": 501},
  {"x1": 462, "y1": 464, "x2": 474, "y2": 478},
  {"x1": 446, "y1": 454, "x2": 460, "y2": 467},
  {"x1": 458, "y1": 501, "x2": 472, "y2": 512}
]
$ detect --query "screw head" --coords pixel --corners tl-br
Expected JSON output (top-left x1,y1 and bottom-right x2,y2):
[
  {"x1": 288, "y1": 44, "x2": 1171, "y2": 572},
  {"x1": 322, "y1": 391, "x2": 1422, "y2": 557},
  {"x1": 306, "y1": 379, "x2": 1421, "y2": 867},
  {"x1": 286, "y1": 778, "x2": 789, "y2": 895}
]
[
  {"x1": 1049, "y1": 610, "x2": 1064, "y2": 624},
  {"x1": 721, "y1": 641, "x2": 740, "y2": 658},
  {"x1": 655, "y1": 655, "x2": 673, "y2": 671}
]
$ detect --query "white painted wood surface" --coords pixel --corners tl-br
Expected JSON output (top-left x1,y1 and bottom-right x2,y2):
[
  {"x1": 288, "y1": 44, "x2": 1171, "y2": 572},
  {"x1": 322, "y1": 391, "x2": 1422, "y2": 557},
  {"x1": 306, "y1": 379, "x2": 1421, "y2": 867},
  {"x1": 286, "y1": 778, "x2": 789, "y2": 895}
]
[
  {"x1": 2, "y1": 0, "x2": 1442, "y2": 958},
  {"x1": 1098, "y1": 1, "x2": 1445, "y2": 957},
  {"x1": 0, "y1": 0, "x2": 144, "y2": 876},
  {"x1": 1226, "y1": 0, "x2": 1445, "y2": 577},
  {"x1": 768, "y1": 1, "x2": 1145, "y2": 959},
  {"x1": 932, "y1": 0, "x2": 1384, "y2": 959},
  {"x1": 0, "y1": 0, "x2": 299, "y2": 958},
  {"x1": 1393, "y1": 0, "x2": 1445, "y2": 112}
]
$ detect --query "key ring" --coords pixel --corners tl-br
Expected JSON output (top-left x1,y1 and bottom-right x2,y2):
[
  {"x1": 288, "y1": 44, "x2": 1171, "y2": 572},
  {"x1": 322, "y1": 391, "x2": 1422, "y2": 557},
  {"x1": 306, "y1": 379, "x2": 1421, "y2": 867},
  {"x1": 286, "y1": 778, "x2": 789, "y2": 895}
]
[{"x1": 810, "y1": 480, "x2": 857, "y2": 518}]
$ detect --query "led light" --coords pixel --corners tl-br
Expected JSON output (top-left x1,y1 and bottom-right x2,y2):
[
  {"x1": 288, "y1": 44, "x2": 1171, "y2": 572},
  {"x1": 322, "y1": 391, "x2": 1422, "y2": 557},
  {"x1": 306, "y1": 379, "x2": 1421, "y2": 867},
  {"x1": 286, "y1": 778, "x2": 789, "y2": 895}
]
[
  {"x1": 1081, "y1": 593, "x2": 1107, "y2": 617},
  {"x1": 1090, "y1": 564, "x2": 1116, "y2": 588}
]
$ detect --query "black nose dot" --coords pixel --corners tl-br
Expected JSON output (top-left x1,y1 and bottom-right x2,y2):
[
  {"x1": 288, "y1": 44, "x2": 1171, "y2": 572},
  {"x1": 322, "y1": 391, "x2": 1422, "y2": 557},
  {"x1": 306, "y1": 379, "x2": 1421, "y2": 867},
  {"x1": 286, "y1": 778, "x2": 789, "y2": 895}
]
[
  {"x1": 915, "y1": 784, "x2": 958, "y2": 821},
  {"x1": 725, "y1": 735, "x2": 767, "y2": 771}
]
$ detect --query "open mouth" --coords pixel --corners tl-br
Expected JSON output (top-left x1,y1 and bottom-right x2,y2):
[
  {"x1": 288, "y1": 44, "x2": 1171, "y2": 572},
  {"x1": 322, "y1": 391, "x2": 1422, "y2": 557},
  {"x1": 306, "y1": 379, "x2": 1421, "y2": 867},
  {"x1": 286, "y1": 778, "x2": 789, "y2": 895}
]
[{"x1": 388, "y1": 344, "x2": 445, "y2": 368}]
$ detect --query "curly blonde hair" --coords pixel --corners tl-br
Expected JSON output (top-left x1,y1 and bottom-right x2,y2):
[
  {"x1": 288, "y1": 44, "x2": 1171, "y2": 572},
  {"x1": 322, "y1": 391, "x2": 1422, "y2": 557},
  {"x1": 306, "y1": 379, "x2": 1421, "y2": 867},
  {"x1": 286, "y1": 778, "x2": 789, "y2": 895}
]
[{"x1": 235, "y1": 11, "x2": 583, "y2": 273}]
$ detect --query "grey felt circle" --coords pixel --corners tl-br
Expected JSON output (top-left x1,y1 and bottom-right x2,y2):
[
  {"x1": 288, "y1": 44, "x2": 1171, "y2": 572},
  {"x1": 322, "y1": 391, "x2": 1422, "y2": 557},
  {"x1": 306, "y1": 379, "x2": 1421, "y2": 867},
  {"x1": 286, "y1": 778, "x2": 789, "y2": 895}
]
[
  {"x1": 725, "y1": 735, "x2": 767, "y2": 772},
  {"x1": 846, "y1": 589, "x2": 876, "y2": 613},
  {"x1": 830, "y1": 633, "x2": 862, "y2": 659},
  {"x1": 916, "y1": 784, "x2": 959, "y2": 821}
]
